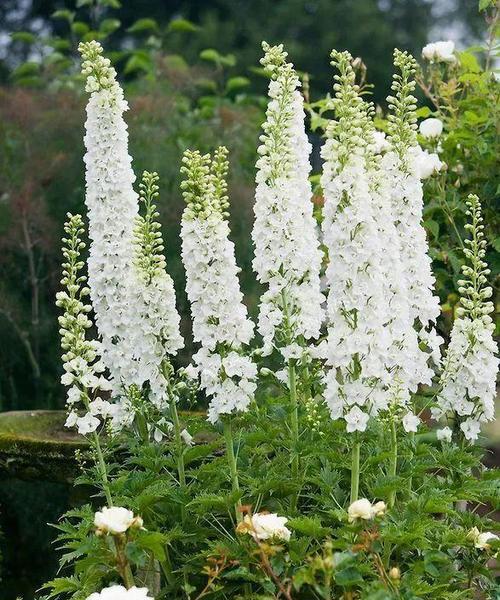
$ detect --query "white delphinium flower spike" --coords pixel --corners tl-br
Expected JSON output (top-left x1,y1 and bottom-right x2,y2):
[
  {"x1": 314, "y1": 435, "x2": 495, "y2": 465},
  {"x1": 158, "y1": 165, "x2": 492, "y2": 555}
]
[
  {"x1": 56, "y1": 213, "x2": 115, "y2": 435},
  {"x1": 382, "y1": 50, "x2": 443, "y2": 387},
  {"x1": 79, "y1": 41, "x2": 183, "y2": 413},
  {"x1": 180, "y1": 147, "x2": 257, "y2": 423},
  {"x1": 434, "y1": 194, "x2": 498, "y2": 442},
  {"x1": 252, "y1": 42, "x2": 323, "y2": 358},
  {"x1": 321, "y1": 50, "x2": 391, "y2": 430},
  {"x1": 133, "y1": 171, "x2": 184, "y2": 403}
]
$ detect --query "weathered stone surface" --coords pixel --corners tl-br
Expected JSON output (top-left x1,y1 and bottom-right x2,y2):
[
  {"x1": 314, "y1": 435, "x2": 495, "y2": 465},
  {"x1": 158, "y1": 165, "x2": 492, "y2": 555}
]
[{"x1": 0, "y1": 410, "x2": 86, "y2": 483}]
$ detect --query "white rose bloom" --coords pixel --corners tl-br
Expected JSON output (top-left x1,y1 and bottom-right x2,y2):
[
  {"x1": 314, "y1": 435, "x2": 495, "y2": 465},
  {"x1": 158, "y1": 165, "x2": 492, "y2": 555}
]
[
  {"x1": 419, "y1": 118, "x2": 443, "y2": 139},
  {"x1": 409, "y1": 146, "x2": 444, "y2": 179},
  {"x1": 246, "y1": 512, "x2": 291, "y2": 542},
  {"x1": 252, "y1": 42, "x2": 324, "y2": 356},
  {"x1": 436, "y1": 427, "x2": 452, "y2": 442},
  {"x1": 348, "y1": 498, "x2": 386, "y2": 522},
  {"x1": 87, "y1": 585, "x2": 153, "y2": 600},
  {"x1": 468, "y1": 527, "x2": 499, "y2": 550},
  {"x1": 94, "y1": 506, "x2": 141, "y2": 535},
  {"x1": 422, "y1": 40, "x2": 456, "y2": 63}
]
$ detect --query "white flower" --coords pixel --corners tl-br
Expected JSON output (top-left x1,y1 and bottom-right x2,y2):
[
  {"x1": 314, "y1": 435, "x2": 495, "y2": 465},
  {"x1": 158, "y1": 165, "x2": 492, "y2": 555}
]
[
  {"x1": 180, "y1": 429, "x2": 194, "y2": 446},
  {"x1": 410, "y1": 146, "x2": 444, "y2": 179},
  {"x1": 402, "y1": 412, "x2": 420, "y2": 433},
  {"x1": 422, "y1": 41, "x2": 456, "y2": 63},
  {"x1": 345, "y1": 406, "x2": 370, "y2": 433},
  {"x1": 180, "y1": 148, "x2": 256, "y2": 424},
  {"x1": 183, "y1": 364, "x2": 198, "y2": 380},
  {"x1": 94, "y1": 506, "x2": 142, "y2": 535},
  {"x1": 76, "y1": 413, "x2": 100, "y2": 435},
  {"x1": 468, "y1": 527, "x2": 499, "y2": 550},
  {"x1": 419, "y1": 118, "x2": 443, "y2": 139},
  {"x1": 244, "y1": 512, "x2": 291, "y2": 542},
  {"x1": 371, "y1": 130, "x2": 390, "y2": 153},
  {"x1": 252, "y1": 43, "x2": 324, "y2": 356},
  {"x1": 348, "y1": 499, "x2": 386, "y2": 522},
  {"x1": 436, "y1": 427, "x2": 452, "y2": 442},
  {"x1": 322, "y1": 51, "x2": 393, "y2": 429},
  {"x1": 86, "y1": 585, "x2": 153, "y2": 600},
  {"x1": 460, "y1": 418, "x2": 481, "y2": 442},
  {"x1": 79, "y1": 42, "x2": 183, "y2": 411}
]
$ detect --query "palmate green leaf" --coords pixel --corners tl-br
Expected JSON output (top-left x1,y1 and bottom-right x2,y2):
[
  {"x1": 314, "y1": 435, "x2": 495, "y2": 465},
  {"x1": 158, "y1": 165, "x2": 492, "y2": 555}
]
[
  {"x1": 288, "y1": 516, "x2": 331, "y2": 538},
  {"x1": 40, "y1": 576, "x2": 81, "y2": 599}
]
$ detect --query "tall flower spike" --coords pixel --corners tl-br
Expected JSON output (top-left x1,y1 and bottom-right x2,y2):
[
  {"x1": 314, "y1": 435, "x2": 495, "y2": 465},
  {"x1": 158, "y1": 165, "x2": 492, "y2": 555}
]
[
  {"x1": 252, "y1": 42, "x2": 323, "y2": 358},
  {"x1": 56, "y1": 213, "x2": 117, "y2": 435},
  {"x1": 180, "y1": 147, "x2": 257, "y2": 423},
  {"x1": 79, "y1": 41, "x2": 181, "y2": 413},
  {"x1": 320, "y1": 50, "x2": 391, "y2": 432},
  {"x1": 434, "y1": 194, "x2": 498, "y2": 442},
  {"x1": 381, "y1": 49, "x2": 443, "y2": 391},
  {"x1": 133, "y1": 171, "x2": 184, "y2": 388}
]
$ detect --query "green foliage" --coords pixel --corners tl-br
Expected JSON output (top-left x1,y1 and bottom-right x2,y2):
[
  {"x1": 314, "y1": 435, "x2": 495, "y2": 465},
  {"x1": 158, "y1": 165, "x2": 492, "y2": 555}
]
[{"x1": 40, "y1": 395, "x2": 500, "y2": 599}]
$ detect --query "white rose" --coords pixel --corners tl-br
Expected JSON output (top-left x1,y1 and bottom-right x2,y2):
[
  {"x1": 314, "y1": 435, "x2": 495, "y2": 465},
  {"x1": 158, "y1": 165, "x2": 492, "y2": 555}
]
[
  {"x1": 436, "y1": 426, "x2": 452, "y2": 442},
  {"x1": 475, "y1": 531, "x2": 499, "y2": 550},
  {"x1": 246, "y1": 512, "x2": 291, "y2": 542},
  {"x1": 422, "y1": 41, "x2": 456, "y2": 63},
  {"x1": 87, "y1": 585, "x2": 153, "y2": 600},
  {"x1": 410, "y1": 147, "x2": 444, "y2": 179},
  {"x1": 348, "y1": 498, "x2": 373, "y2": 521},
  {"x1": 419, "y1": 118, "x2": 443, "y2": 139},
  {"x1": 94, "y1": 506, "x2": 142, "y2": 535},
  {"x1": 348, "y1": 498, "x2": 386, "y2": 522},
  {"x1": 468, "y1": 526, "x2": 499, "y2": 550}
]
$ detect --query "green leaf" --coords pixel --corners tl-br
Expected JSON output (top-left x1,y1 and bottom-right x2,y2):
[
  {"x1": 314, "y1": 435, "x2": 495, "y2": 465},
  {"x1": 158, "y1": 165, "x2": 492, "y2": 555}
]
[
  {"x1": 71, "y1": 21, "x2": 90, "y2": 37},
  {"x1": 10, "y1": 31, "x2": 36, "y2": 44},
  {"x1": 167, "y1": 18, "x2": 199, "y2": 33},
  {"x1": 225, "y1": 76, "x2": 250, "y2": 94},
  {"x1": 200, "y1": 48, "x2": 236, "y2": 68},
  {"x1": 127, "y1": 18, "x2": 158, "y2": 33},
  {"x1": 52, "y1": 9, "x2": 75, "y2": 22},
  {"x1": 425, "y1": 219, "x2": 439, "y2": 239},
  {"x1": 99, "y1": 18, "x2": 121, "y2": 35},
  {"x1": 335, "y1": 566, "x2": 363, "y2": 587},
  {"x1": 11, "y1": 61, "x2": 40, "y2": 79},
  {"x1": 136, "y1": 531, "x2": 168, "y2": 562},
  {"x1": 288, "y1": 516, "x2": 331, "y2": 538},
  {"x1": 416, "y1": 106, "x2": 432, "y2": 118},
  {"x1": 124, "y1": 52, "x2": 153, "y2": 75}
]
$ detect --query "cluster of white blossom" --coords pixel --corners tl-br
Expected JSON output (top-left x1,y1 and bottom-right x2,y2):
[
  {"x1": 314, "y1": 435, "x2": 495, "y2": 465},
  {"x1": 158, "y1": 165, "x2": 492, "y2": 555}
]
[
  {"x1": 180, "y1": 147, "x2": 257, "y2": 423},
  {"x1": 421, "y1": 40, "x2": 456, "y2": 64},
  {"x1": 434, "y1": 195, "x2": 498, "y2": 441},
  {"x1": 133, "y1": 171, "x2": 184, "y2": 402},
  {"x1": 321, "y1": 51, "x2": 393, "y2": 431},
  {"x1": 252, "y1": 42, "x2": 323, "y2": 357},
  {"x1": 381, "y1": 50, "x2": 444, "y2": 400},
  {"x1": 87, "y1": 586, "x2": 153, "y2": 600},
  {"x1": 56, "y1": 213, "x2": 121, "y2": 434},
  {"x1": 94, "y1": 506, "x2": 143, "y2": 535},
  {"x1": 239, "y1": 512, "x2": 292, "y2": 542},
  {"x1": 79, "y1": 41, "x2": 182, "y2": 414}
]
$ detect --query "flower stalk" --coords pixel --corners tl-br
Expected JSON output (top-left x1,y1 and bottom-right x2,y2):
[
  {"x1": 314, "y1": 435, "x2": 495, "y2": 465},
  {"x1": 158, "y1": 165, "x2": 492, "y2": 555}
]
[{"x1": 223, "y1": 419, "x2": 242, "y2": 522}]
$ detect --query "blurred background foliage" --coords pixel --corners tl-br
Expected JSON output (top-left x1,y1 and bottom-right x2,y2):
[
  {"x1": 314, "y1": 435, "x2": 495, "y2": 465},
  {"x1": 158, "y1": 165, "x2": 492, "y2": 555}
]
[{"x1": 0, "y1": 0, "x2": 498, "y2": 414}]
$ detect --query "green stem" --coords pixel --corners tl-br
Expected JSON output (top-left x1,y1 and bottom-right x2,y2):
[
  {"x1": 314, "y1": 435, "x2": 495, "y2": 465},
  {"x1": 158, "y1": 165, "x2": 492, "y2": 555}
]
[
  {"x1": 92, "y1": 431, "x2": 113, "y2": 507},
  {"x1": 288, "y1": 359, "x2": 299, "y2": 511},
  {"x1": 223, "y1": 419, "x2": 242, "y2": 522},
  {"x1": 407, "y1": 431, "x2": 415, "y2": 496},
  {"x1": 350, "y1": 437, "x2": 361, "y2": 503},
  {"x1": 388, "y1": 419, "x2": 398, "y2": 508},
  {"x1": 170, "y1": 400, "x2": 187, "y2": 488}
]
